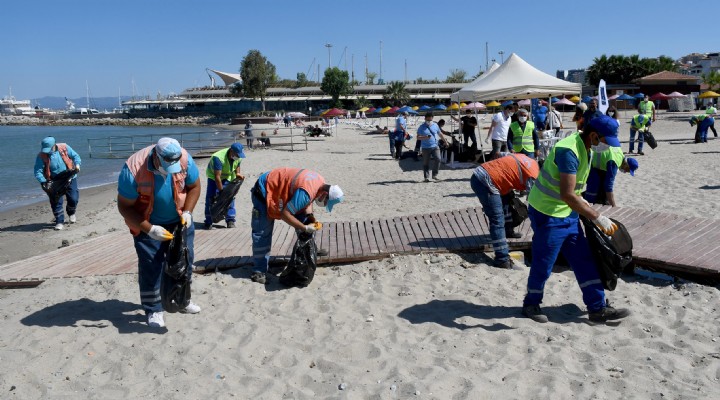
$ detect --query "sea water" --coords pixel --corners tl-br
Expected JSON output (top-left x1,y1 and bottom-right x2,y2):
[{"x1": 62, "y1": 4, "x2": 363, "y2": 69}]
[{"x1": 0, "y1": 125, "x2": 232, "y2": 212}]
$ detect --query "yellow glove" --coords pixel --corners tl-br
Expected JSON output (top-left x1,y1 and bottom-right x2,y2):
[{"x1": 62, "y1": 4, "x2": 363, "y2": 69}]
[
  {"x1": 593, "y1": 215, "x2": 618, "y2": 236},
  {"x1": 148, "y1": 225, "x2": 174, "y2": 241},
  {"x1": 181, "y1": 211, "x2": 193, "y2": 227}
]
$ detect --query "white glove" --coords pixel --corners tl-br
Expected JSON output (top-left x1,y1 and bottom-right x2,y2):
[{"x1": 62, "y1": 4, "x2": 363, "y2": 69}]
[
  {"x1": 181, "y1": 211, "x2": 193, "y2": 227},
  {"x1": 304, "y1": 224, "x2": 318, "y2": 233},
  {"x1": 484, "y1": 137, "x2": 490, "y2": 144},
  {"x1": 148, "y1": 225, "x2": 174, "y2": 241},
  {"x1": 593, "y1": 215, "x2": 618, "y2": 235}
]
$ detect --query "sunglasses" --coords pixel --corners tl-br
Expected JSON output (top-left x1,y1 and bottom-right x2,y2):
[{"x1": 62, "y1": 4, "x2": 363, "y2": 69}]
[{"x1": 160, "y1": 154, "x2": 181, "y2": 164}]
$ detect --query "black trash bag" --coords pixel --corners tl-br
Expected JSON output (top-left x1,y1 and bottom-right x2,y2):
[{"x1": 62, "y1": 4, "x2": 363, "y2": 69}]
[
  {"x1": 278, "y1": 230, "x2": 318, "y2": 288},
  {"x1": 45, "y1": 168, "x2": 77, "y2": 202},
  {"x1": 161, "y1": 224, "x2": 191, "y2": 313},
  {"x1": 580, "y1": 216, "x2": 633, "y2": 291},
  {"x1": 644, "y1": 130, "x2": 658, "y2": 149},
  {"x1": 209, "y1": 178, "x2": 244, "y2": 223},
  {"x1": 503, "y1": 191, "x2": 528, "y2": 228}
]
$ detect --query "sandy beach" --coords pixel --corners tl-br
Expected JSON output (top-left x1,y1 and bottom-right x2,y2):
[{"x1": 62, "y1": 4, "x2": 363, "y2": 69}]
[{"x1": 1, "y1": 111, "x2": 719, "y2": 399}]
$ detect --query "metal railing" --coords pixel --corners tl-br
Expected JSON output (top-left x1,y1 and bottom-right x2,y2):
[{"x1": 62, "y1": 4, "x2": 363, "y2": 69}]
[{"x1": 87, "y1": 130, "x2": 238, "y2": 159}]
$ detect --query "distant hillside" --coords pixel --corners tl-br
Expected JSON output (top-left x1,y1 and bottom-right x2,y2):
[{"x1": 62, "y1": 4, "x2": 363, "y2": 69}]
[{"x1": 32, "y1": 96, "x2": 135, "y2": 111}]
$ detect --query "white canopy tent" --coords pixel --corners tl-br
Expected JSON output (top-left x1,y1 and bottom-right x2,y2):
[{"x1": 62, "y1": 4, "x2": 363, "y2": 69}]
[
  {"x1": 452, "y1": 53, "x2": 581, "y2": 101},
  {"x1": 450, "y1": 62, "x2": 501, "y2": 102}
]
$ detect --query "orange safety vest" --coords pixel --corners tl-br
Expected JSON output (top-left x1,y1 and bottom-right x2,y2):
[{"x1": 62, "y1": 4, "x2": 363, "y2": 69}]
[
  {"x1": 481, "y1": 153, "x2": 539, "y2": 195},
  {"x1": 39, "y1": 143, "x2": 75, "y2": 179},
  {"x1": 123, "y1": 145, "x2": 189, "y2": 235},
  {"x1": 264, "y1": 168, "x2": 325, "y2": 220}
]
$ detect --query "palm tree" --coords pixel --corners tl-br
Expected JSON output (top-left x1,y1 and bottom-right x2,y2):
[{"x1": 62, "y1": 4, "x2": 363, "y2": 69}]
[
  {"x1": 383, "y1": 81, "x2": 410, "y2": 106},
  {"x1": 702, "y1": 71, "x2": 720, "y2": 92}
]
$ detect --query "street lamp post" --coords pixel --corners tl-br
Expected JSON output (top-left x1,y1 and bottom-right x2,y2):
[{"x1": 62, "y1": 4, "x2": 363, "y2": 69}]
[{"x1": 498, "y1": 51, "x2": 505, "y2": 64}]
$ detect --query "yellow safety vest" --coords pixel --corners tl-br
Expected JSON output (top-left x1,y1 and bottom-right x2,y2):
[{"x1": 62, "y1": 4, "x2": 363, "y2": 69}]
[
  {"x1": 639, "y1": 100, "x2": 654, "y2": 116},
  {"x1": 510, "y1": 121, "x2": 535, "y2": 152},
  {"x1": 528, "y1": 133, "x2": 589, "y2": 218},
  {"x1": 591, "y1": 147, "x2": 625, "y2": 172},
  {"x1": 205, "y1": 148, "x2": 241, "y2": 180}
]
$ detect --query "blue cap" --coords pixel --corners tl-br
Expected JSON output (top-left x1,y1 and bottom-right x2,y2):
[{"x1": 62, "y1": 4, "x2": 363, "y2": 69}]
[
  {"x1": 626, "y1": 157, "x2": 639, "y2": 176},
  {"x1": 156, "y1": 137, "x2": 182, "y2": 174},
  {"x1": 41, "y1": 137, "x2": 56, "y2": 153},
  {"x1": 587, "y1": 115, "x2": 621, "y2": 147},
  {"x1": 230, "y1": 142, "x2": 246, "y2": 158}
]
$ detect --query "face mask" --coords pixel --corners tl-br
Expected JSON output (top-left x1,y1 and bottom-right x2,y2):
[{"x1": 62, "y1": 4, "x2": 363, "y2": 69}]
[
  {"x1": 519, "y1": 116, "x2": 527, "y2": 123},
  {"x1": 155, "y1": 163, "x2": 169, "y2": 178},
  {"x1": 592, "y1": 142, "x2": 610, "y2": 153},
  {"x1": 426, "y1": 120, "x2": 433, "y2": 125},
  {"x1": 314, "y1": 196, "x2": 328, "y2": 208}
]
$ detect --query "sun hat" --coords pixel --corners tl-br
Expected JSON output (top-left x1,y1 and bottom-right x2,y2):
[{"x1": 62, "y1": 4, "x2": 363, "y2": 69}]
[
  {"x1": 155, "y1": 137, "x2": 183, "y2": 174},
  {"x1": 326, "y1": 185, "x2": 344, "y2": 212},
  {"x1": 230, "y1": 142, "x2": 246, "y2": 158},
  {"x1": 626, "y1": 157, "x2": 639, "y2": 176},
  {"x1": 588, "y1": 115, "x2": 621, "y2": 147},
  {"x1": 41, "y1": 137, "x2": 56, "y2": 153}
]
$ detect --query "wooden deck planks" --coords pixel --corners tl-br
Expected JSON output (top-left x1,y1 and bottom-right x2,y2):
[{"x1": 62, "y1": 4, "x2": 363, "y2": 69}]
[{"x1": 1, "y1": 206, "x2": 719, "y2": 283}]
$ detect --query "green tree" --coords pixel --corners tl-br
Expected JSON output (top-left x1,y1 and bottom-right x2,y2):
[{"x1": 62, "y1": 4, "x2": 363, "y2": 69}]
[
  {"x1": 366, "y1": 72, "x2": 377, "y2": 85},
  {"x1": 353, "y1": 95, "x2": 371, "y2": 110},
  {"x1": 586, "y1": 54, "x2": 680, "y2": 86},
  {"x1": 321, "y1": 67, "x2": 352, "y2": 108},
  {"x1": 446, "y1": 68, "x2": 468, "y2": 83},
  {"x1": 296, "y1": 72, "x2": 309, "y2": 88},
  {"x1": 383, "y1": 81, "x2": 410, "y2": 106},
  {"x1": 240, "y1": 49, "x2": 277, "y2": 111},
  {"x1": 702, "y1": 71, "x2": 720, "y2": 91}
]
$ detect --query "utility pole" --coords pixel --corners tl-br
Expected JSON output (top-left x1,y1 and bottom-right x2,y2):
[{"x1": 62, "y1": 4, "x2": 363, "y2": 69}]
[
  {"x1": 379, "y1": 40, "x2": 383, "y2": 84},
  {"x1": 365, "y1": 53, "x2": 368, "y2": 84},
  {"x1": 485, "y1": 42, "x2": 489, "y2": 71},
  {"x1": 351, "y1": 54, "x2": 355, "y2": 83},
  {"x1": 344, "y1": 46, "x2": 347, "y2": 71},
  {"x1": 325, "y1": 43, "x2": 333, "y2": 71},
  {"x1": 498, "y1": 50, "x2": 505, "y2": 64},
  {"x1": 404, "y1": 59, "x2": 407, "y2": 83}
]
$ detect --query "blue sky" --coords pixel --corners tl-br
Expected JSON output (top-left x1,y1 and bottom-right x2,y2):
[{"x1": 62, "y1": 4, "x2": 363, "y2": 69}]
[{"x1": 1, "y1": 0, "x2": 704, "y2": 100}]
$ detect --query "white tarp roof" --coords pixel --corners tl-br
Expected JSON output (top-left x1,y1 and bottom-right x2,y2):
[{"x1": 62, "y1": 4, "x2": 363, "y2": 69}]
[
  {"x1": 209, "y1": 69, "x2": 241, "y2": 86},
  {"x1": 450, "y1": 62, "x2": 500, "y2": 102},
  {"x1": 452, "y1": 53, "x2": 581, "y2": 101}
]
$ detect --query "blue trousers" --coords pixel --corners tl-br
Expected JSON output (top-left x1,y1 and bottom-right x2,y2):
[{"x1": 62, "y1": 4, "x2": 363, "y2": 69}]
[
  {"x1": 470, "y1": 175, "x2": 509, "y2": 263},
  {"x1": 48, "y1": 178, "x2": 79, "y2": 224},
  {"x1": 389, "y1": 136, "x2": 396, "y2": 157},
  {"x1": 133, "y1": 222, "x2": 195, "y2": 313},
  {"x1": 523, "y1": 206, "x2": 606, "y2": 312},
  {"x1": 629, "y1": 129, "x2": 644, "y2": 152},
  {"x1": 251, "y1": 190, "x2": 308, "y2": 273},
  {"x1": 204, "y1": 178, "x2": 236, "y2": 225}
]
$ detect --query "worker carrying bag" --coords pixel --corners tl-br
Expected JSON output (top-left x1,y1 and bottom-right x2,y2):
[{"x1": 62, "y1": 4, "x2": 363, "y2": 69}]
[
  {"x1": 42, "y1": 168, "x2": 78, "y2": 203},
  {"x1": 209, "y1": 178, "x2": 244, "y2": 223},
  {"x1": 161, "y1": 223, "x2": 192, "y2": 313},
  {"x1": 278, "y1": 229, "x2": 318, "y2": 288},
  {"x1": 580, "y1": 215, "x2": 633, "y2": 291}
]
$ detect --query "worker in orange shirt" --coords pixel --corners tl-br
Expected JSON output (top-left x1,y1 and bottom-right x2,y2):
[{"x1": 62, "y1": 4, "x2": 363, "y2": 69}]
[{"x1": 469, "y1": 153, "x2": 539, "y2": 269}]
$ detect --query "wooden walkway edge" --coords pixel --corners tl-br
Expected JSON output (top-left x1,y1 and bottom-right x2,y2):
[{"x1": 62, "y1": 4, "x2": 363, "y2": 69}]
[{"x1": 1, "y1": 206, "x2": 719, "y2": 287}]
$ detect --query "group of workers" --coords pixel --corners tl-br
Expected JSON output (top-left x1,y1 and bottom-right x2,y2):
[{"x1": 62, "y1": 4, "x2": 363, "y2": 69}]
[{"x1": 35, "y1": 98, "x2": 654, "y2": 329}]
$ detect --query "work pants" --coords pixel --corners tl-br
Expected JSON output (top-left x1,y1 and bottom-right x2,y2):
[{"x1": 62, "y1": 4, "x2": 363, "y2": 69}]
[
  {"x1": 523, "y1": 206, "x2": 606, "y2": 313},
  {"x1": 470, "y1": 175, "x2": 509, "y2": 264},
  {"x1": 48, "y1": 178, "x2": 79, "y2": 224},
  {"x1": 629, "y1": 129, "x2": 644, "y2": 152},
  {"x1": 134, "y1": 222, "x2": 195, "y2": 313},
  {"x1": 489, "y1": 139, "x2": 507, "y2": 160},
  {"x1": 422, "y1": 147, "x2": 440, "y2": 179}
]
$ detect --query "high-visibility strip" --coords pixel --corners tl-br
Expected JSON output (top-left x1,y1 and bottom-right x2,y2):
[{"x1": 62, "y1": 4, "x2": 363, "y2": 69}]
[{"x1": 579, "y1": 279, "x2": 602, "y2": 288}]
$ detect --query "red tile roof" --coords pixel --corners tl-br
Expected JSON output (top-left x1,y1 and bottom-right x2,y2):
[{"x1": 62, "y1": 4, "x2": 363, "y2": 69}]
[{"x1": 639, "y1": 71, "x2": 698, "y2": 81}]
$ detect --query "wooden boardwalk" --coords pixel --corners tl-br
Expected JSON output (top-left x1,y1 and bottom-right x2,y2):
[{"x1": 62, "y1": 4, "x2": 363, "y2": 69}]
[{"x1": 1, "y1": 206, "x2": 719, "y2": 287}]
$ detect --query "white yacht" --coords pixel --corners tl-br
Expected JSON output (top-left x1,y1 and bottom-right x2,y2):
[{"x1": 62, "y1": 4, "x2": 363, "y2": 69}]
[{"x1": 0, "y1": 95, "x2": 34, "y2": 115}]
